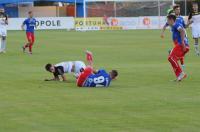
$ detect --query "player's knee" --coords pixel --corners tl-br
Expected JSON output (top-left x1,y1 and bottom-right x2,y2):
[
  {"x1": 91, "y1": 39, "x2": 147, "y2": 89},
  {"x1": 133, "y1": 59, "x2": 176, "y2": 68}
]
[
  {"x1": 168, "y1": 56, "x2": 172, "y2": 62},
  {"x1": 28, "y1": 38, "x2": 32, "y2": 43}
]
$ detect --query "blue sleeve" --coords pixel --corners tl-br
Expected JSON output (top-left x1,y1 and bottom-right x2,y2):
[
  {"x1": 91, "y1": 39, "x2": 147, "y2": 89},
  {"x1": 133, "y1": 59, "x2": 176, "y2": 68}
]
[
  {"x1": 178, "y1": 17, "x2": 186, "y2": 28},
  {"x1": 165, "y1": 22, "x2": 169, "y2": 27},
  {"x1": 23, "y1": 19, "x2": 27, "y2": 25},
  {"x1": 174, "y1": 23, "x2": 183, "y2": 31}
]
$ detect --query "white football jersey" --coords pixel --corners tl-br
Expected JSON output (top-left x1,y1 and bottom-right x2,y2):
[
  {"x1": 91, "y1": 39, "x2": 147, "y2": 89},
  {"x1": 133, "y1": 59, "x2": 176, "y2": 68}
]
[
  {"x1": 55, "y1": 62, "x2": 72, "y2": 73},
  {"x1": 192, "y1": 14, "x2": 200, "y2": 25},
  {"x1": 55, "y1": 61, "x2": 86, "y2": 74}
]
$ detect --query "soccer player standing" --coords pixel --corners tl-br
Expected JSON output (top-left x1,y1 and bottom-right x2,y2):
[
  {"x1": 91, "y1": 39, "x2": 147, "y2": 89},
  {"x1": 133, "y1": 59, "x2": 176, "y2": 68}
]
[
  {"x1": 167, "y1": 14, "x2": 189, "y2": 81},
  {"x1": 0, "y1": 7, "x2": 8, "y2": 53},
  {"x1": 21, "y1": 11, "x2": 36, "y2": 54},
  {"x1": 161, "y1": 4, "x2": 186, "y2": 38},
  {"x1": 161, "y1": 4, "x2": 186, "y2": 70},
  {"x1": 187, "y1": 2, "x2": 200, "y2": 56}
]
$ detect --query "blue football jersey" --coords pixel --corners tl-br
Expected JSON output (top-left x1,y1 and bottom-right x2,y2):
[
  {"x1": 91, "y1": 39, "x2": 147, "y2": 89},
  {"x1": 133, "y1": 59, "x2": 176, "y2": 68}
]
[
  {"x1": 171, "y1": 22, "x2": 189, "y2": 46},
  {"x1": 176, "y1": 16, "x2": 186, "y2": 28},
  {"x1": 23, "y1": 18, "x2": 36, "y2": 33},
  {"x1": 83, "y1": 69, "x2": 112, "y2": 87}
]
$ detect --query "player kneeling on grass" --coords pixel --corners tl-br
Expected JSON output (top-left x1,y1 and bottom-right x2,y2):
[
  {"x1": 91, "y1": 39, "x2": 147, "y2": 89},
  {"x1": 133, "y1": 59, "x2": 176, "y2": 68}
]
[
  {"x1": 167, "y1": 14, "x2": 190, "y2": 81},
  {"x1": 45, "y1": 61, "x2": 86, "y2": 82}
]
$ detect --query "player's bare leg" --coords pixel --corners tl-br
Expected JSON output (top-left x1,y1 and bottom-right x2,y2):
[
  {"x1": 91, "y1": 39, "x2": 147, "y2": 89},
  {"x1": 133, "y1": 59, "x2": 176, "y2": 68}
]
[
  {"x1": 22, "y1": 43, "x2": 30, "y2": 53},
  {"x1": 194, "y1": 38, "x2": 200, "y2": 56},
  {"x1": 86, "y1": 50, "x2": 94, "y2": 68},
  {"x1": 180, "y1": 57, "x2": 185, "y2": 72},
  {"x1": 28, "y1": 42, "x2": 33, "y2": 54}
]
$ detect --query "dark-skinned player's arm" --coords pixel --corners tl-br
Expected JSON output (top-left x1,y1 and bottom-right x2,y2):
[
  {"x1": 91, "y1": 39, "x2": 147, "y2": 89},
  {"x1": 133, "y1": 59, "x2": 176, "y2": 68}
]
[
  {"x1": 186, "y1": 13, "x2": 193, "y2": 28},
  {"x1": 178, "y1": 28, "x2": 186, "y2": 52}
]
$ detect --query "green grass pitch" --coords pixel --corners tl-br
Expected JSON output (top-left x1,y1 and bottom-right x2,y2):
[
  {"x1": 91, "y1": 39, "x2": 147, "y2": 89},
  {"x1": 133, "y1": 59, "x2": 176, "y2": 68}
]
[{"x1": 0, "y1": 30, "x2": 200, "y2": 132}]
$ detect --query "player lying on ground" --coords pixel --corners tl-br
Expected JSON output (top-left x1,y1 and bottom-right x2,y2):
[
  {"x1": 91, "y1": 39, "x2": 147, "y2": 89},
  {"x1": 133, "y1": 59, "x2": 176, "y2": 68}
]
[
  {"x1": 187, "y1": 2, "x2": 200, "y2": 56},
  {"x1": 0, "y1": 7, "x2": 8, "y2": 53},
  {"x1": 21, "y1": 11, "x2": 37, "y2": 54},
  {"x1": 76, "y1": 51, "x2": 118, "y2": 87},
  {"x1": 77, "y1": 67, "x2": 118, "y2": 87},
  {"x1": 161, "y1": 4, "x2": 186, "y2": 70},
  {"x1": 167, "y1": 14, "x2": 190, "y2": 81},
  {"x1": 45, "y1": 61, "x2": 86, "y2": 82}
]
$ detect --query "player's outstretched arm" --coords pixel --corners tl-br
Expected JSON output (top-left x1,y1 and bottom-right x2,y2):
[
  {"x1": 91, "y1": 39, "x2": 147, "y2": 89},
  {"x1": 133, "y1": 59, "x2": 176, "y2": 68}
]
[
  {"x1": 186, "y1": 13, "x2": 193, "y2": 28},
  {"x1": 186, "y1": 19, "x2": 193, "y2": 28},
  {"x1": 21, "y1": 22, "x2": 25, "y2": 30},
  {"x1": 161, "y1": 24, "x2": 168, "y2": 38},
  {"x1": 21, "y1": 24, "x2": 25, "y2": 30}
]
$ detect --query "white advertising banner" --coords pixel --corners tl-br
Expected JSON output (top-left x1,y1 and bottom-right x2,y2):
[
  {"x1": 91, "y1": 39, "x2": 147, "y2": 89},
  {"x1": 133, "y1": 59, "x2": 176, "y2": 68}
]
[
  {"x1": 137, "y1": 16, "x2": 166, "y2": 29},
  {"x1": 107, "y1": 17, "x2": 168, "y2": 29},
  {"x1": 7, "y1": 17, "x2": 74, "y2": 30},
  {"x1": 75, "y1": 17, "x2": 168, "y2": 31},
  {"x1": 6, "y1": 16, "x2": 184, "y2": 31},
  {"x1": 108, "y1": 17, "x2": 139, "y2": 30}
]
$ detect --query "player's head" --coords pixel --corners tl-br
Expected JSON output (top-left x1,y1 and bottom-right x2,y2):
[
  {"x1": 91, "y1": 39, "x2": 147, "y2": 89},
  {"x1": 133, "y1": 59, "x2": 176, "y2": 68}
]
[
  {"x1": 167, "y1": 8, "x2": 174, "y2": 15},
  {"x1": 192, "y1": 2, "x2": 198, "y2": 12},
  {"x1": 28, "y1": 11, "x2": 33, "y2": 18},
  {"x1": 45, "y1": 63, "x2": 55, "y2": 73},
  {"x1": 109, "y1": 70, "x2": 118, "y2": 80},
  {"x1": 167, "y1": 14, "x2": 176, "y2": 26},
  {"x1": 173, "y1": 4, "x2": 180, "y2": 16}
]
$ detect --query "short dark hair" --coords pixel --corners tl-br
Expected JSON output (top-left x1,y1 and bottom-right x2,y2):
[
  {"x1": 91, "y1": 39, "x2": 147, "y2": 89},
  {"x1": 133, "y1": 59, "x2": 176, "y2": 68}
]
[
  {"x1": 45, "y1": 63, "x2": 52, "y2": 71},
  {"x1": 173, "y1": 4, "x2": 180, "y2": 10},
  {"x1": 111, "y1": 70, "x2": 118, "y2": 78},
  {"x1": 28, "y1": 11, "x2": 32, "y2": 14},
  {"x1": 167, "y1": 14, "x2": 177, "y2": 21}
]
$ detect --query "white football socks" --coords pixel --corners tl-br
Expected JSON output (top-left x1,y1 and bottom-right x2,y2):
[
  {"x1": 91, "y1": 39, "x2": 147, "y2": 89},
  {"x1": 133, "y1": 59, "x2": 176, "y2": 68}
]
[
  {"x1": 1, "y1": 39, "x2": 6, "y2": 52},
  {"x1": 194, "y1": 44, "x2": 199, "y2": 56}
]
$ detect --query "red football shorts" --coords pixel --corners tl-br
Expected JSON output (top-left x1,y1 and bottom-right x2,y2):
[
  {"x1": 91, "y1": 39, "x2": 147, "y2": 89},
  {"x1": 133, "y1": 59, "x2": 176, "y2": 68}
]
[
  {"x1": 170, "y1": 44, "x2": 189, "y2": 59},
  {"x1": 26, "y1": 32, "x2": 35, "y2": 43},
  {"x1": 77, "y1": 67, "x2": 93, "y2": 87}
]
